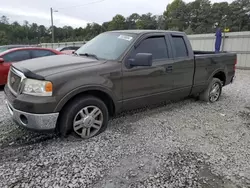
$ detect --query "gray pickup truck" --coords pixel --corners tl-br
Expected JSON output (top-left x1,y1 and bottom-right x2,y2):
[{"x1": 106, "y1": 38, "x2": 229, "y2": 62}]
[{"x1": 4, "y1": 30, "x2": 237, "y2": 139}]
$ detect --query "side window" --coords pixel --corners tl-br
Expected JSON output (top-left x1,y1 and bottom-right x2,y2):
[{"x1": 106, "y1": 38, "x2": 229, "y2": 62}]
[
  {"x1": 172, "y1": 36, "x2": 188, "y2": 58},
  {"x1": 72, "y1": 47, "x2": 80, "y2": 50},
  {"x1": 62, "y1": 47, "x2": 70, "y2": 51},
  {"x1": 32, "y1": 50, "x2": 56, "y2": 58},
  {"x1": 3, "y1": 50, "x2": 31, "y2": 62},
  {"x1": 132, "y1": 37, "x2": 169, "y2": 60}
]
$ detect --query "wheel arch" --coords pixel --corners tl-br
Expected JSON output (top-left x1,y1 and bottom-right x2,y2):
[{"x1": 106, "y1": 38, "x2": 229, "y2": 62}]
[
  {"x1": 55, "y1": 86, "x2": 118, "y2": 117},
  {"x1": 209, "y1": 69, "x2": 226, "y2": 86},
  {"x1": 213, "y1": 71, "x2": 226, "y2": 86}
]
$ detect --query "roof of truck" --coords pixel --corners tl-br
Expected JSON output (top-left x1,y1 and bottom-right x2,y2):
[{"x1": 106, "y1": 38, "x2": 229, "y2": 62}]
[{"x1": 109, "y1": 29, "x2": 184, "y2": 35}]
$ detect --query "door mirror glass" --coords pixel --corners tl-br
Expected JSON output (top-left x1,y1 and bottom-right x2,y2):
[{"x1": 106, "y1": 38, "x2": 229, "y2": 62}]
[
  {"x1": 128, "y1": 53, "x2": 153, "y2": 67},
  {"x1": 0, "y1": 58, "x2": 4, "y2": 63}
]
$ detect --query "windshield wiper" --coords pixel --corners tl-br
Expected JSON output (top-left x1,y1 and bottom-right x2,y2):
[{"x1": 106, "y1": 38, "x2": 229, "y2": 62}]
[{"x1": 78, "y1": 53, "x2": 99, "y2": 60}]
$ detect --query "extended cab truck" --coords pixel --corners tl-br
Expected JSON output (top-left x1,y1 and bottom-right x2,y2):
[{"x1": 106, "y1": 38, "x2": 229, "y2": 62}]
[{"x1": 4, "y1": 30, "x2": 237, "y2": 139}]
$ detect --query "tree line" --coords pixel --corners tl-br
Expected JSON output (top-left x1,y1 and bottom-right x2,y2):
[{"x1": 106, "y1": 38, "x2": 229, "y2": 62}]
[{"x1": 0, "y1": 0, "x2": 249, "y2": 45}]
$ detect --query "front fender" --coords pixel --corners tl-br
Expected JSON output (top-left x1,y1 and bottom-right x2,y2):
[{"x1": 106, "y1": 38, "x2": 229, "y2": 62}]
[{"x1": 54, "y1": 85, "x2": 119, "y2": 112}]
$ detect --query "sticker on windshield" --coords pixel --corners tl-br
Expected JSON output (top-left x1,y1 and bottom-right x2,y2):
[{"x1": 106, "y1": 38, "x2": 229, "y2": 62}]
[{"x1": 118, "y1": 35, "x2": 133, "y2": 41}]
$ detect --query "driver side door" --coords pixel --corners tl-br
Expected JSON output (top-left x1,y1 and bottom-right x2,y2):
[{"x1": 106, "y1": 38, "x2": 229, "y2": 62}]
[{"x1": 122, "y1": 33, "x2": 175, "y2": 111}]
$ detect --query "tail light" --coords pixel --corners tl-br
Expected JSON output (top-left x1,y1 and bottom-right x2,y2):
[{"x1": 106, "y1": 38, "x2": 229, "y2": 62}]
[{"x1": 234, "y1": 59, "x2": 237, "y2": 71}]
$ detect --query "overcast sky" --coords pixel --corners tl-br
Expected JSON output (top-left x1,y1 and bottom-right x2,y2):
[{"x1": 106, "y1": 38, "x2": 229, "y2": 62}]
[{"x1": 1, "y1": 0, "x2": 233, "y2": 28}]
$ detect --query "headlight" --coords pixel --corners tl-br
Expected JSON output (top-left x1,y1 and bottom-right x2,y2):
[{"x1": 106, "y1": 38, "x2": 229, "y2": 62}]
[{"x1": 22, "y1": 78, "x2": 53, "y2": 96}]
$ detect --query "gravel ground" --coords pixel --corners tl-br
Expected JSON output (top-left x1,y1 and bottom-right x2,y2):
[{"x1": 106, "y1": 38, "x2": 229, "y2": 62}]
[{"x1": 1, "y1": 70, "x2": 250, "y2": 188}]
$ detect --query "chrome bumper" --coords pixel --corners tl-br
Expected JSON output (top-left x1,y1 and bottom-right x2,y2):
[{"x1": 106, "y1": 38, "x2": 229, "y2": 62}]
[{"x1": 5, "y1": 100, "x2": 59, "y2": 131}]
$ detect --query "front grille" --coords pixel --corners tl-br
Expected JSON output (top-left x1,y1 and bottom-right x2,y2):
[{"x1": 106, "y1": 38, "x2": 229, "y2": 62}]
[{"x1": 8, "y1": 68, "x2": 22, "y2": 94}]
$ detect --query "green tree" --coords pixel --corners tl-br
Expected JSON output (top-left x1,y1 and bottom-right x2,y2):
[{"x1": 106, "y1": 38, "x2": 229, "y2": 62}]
[
  {"x1": 164, "y1": 0, "x2": 187, "y2": 31},
  {"x1": 108, "y1": 14, "x2": 126, "y2": 30},
  {"x1": 187, "y1": 0, "x2": 214, "y2": 33},
  {"x1": 136, "y1": 13, "x2": 157, "y2": 29},
  {"x1": 184, "y1": 25, "x2": 194, "y2": 34},
  {"x1": 211, "y1": 2, "x2": 230, "y2": 29},
  {"x1": 126, "y1": 13, "x2": 140, "y2": 29},
  {"x1": 0, "y1": 16, "x2": 9, "y2": 24},
  {"x1": 228, "y1": 0, "x2": 250, "y2": 31},
  {"x1": 0, "y1": 31, "x2": 8, "y2": 44},
  {"x1": 156, "y1": 15, "x2": 165, "y2": 29}
]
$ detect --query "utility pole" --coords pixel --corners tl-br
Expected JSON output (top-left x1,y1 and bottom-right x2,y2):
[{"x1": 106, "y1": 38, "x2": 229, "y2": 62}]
[
  {"x1": 50, "y1": 7, "x2": 54, "y2": 43},
  {"x1": 221, "y1": 15, "x2": 227, "y2": 52}
]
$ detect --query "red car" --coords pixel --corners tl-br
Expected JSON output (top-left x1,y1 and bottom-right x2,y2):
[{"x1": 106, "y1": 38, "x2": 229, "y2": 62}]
[{"x1": 0, "y1": 47, "x2": 63, "y2": 85}]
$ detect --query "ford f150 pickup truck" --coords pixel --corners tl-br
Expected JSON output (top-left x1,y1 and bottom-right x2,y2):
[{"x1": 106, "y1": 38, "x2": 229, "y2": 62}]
[{"x1": 4, "y1": 30, "x2": 237, "y2": 139}]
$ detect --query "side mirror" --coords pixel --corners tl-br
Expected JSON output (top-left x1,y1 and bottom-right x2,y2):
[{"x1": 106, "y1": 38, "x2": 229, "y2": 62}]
[
  {"x1": 128, "y1": 53, "x2": 153, "y2": 68},
  {"x1": 0, "y1": 58, "x2": 4, "y2": 63},
  {"x1": 72, "y1": 50, "x2": 75, "y2": 54}
]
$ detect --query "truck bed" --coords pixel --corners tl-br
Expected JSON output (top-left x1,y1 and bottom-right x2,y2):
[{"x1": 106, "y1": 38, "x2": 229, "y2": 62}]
[
  {"x1": 193, "y1": 50, "x2": 228, "y2": 55},
  {"x1": 192, "y1": 51, "x2": 237, "y2": 94}
]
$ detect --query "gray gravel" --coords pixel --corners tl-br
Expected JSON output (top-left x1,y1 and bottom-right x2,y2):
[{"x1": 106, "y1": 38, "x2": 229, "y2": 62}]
[{"x1": 1, "y1": 70, "x2": 250, "y2": 188}]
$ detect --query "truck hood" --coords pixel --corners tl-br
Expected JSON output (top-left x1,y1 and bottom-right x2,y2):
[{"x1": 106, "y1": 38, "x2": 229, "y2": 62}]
[{"x1": 13, "y1": 54, "x2": 105, "y2": 78}]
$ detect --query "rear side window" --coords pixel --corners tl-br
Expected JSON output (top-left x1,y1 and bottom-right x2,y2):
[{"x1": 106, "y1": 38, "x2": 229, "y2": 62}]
[
  {"x1": 72, "y1": 46, "x2": 80, "y2": 50},
  {"x1": 31, "y1": 50, "x2": 56, "y2": 58},
  {"x1": 61, "y1": 47, "x2": 78, "y2": 51},
  {"x1": 3, "y1": 50, "x2": 31, "y2": 62},
  {"x1": 61, "y1": 47, "x2": 70, "y2": 51},
  {"x1": 64, "y1": 47, "x2": 79, "y2": 51},
  {"x1": 132, "y1": 36, "x2": 169, "y2": 60},
  {"x1": 172, "y1": 36, "x2": 188, "y2": 58}
]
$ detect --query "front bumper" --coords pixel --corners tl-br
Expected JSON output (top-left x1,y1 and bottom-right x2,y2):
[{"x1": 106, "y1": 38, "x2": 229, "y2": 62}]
[{"x1": 5, "y1": 99, "x2": 59, "y2": 131}]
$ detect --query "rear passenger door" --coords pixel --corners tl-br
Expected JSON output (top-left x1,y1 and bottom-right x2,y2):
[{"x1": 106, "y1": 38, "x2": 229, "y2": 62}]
[
  {"x1": 31, "y1": 49, "x2": 56, "y2": 58},
  {"x1": 122, "y1": 33, "x2": 175, "y2": 111},
  {"x1": 168, "y1": 34, "x2": 195, "y2": 97}
]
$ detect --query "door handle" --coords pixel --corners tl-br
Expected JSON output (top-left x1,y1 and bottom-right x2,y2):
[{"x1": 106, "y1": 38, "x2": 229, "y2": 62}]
[{"x1": 166, "y1": 65, "x2": 173, "y2": 72}]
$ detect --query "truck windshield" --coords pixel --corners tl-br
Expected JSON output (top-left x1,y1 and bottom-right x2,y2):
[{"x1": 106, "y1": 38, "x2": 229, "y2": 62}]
[{"x1": 75, "y1": 32, "x2": 136, "y2": 60}]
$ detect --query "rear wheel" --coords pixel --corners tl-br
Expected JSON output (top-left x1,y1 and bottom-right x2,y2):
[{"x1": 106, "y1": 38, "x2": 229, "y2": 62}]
[
  {"x1": 199, "y1": 78, "x2": 222, "y2": 103},
  {"x1": 57, "y1": 95, "x2": 109, "y2": 139}
]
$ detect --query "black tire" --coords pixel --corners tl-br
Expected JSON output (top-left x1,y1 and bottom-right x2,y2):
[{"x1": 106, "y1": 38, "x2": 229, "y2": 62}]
[
  {"x1": 199, "y1": 78, "x2": 222, "y2": 103},
  {"x1": 57, "y1": 95, "x2": 109, "y2": 139}
]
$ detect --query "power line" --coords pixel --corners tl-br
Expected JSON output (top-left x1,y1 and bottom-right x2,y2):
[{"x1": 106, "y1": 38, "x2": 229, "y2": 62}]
[{"x1": 57, "y1": 0, "x2": 106, "y2": 10}]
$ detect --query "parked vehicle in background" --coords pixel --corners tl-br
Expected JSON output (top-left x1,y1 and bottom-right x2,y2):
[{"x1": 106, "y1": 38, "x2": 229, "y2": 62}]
[
  {"x1": 4, "y1": 30, "x2": 236, "y2": 140},
  {"x1": 0, "y1": 47, "x2": 62, "y2": 85},
  {"x1": 0, "y1": 45, "x2": 40, "y2": 53},
  {"x1": 56, "y1": 46, "x2": 81, "y2": 52},
  {"x1": 60, "y1": 50, "x2": 75, "y2": 55}
]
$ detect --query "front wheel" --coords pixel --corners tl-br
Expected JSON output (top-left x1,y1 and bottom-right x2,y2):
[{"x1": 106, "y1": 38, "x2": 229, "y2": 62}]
[
  {"x1": 199, "y1": 78, "x2": 222, "y2": 103},
  {"x1": 57, "y1": 96, "x2": 109, "y2": 139}
]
